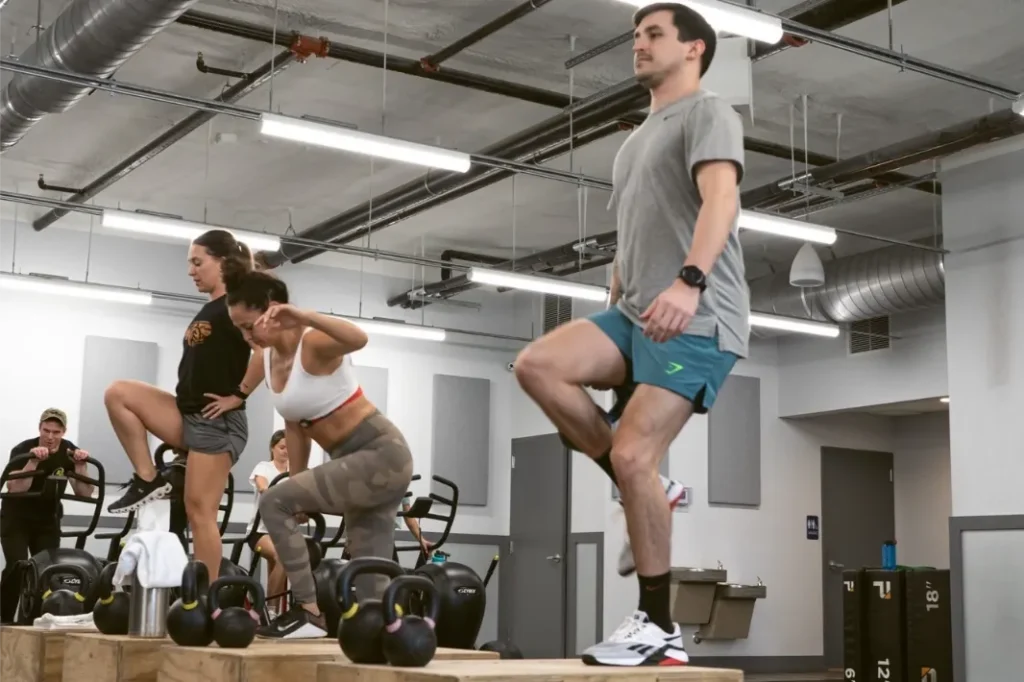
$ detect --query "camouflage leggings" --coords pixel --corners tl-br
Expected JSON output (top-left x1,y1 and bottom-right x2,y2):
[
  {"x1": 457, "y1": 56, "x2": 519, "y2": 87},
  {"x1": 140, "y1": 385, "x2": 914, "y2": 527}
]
[{"x1": 259, "y1": 411, "x2": 413, "y2": 604}]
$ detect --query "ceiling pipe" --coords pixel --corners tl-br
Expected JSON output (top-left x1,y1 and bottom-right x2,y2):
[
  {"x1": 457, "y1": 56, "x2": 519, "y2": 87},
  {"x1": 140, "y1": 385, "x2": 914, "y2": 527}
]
[
  {"x1": 175, "y1": 10, "x2": 844, "y2": 171},
  {"x1": 420, "y1": 0, "x2": 556, "y2": 71},
  {"x1": 175, "y1": 10, "x2": 571, "y2": 109},
  {"x1": 1, "y1": 0, "x2": 204, "y2": 152},
  {"x1": 748, "y1": 245, "x2": 944, "y2": 323},
  {"x1": 752, "y1": 0, "x2": 912, "y2": 61},
  {"x1": 743, "y1": 108, "x2": 1024, "y2": 210},
  {"x1": 31, "y1": 48, "x2": 302, "y2": 232},
  {"x1": 439, "y1": 250, "x2": 505, "y2": 281}
]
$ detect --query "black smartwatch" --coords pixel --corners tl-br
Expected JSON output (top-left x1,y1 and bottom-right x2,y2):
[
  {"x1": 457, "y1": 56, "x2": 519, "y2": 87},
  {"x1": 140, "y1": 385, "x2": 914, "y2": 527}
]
[{"x1": 678, "y1": 265, "x2": 707, "y2": 293}]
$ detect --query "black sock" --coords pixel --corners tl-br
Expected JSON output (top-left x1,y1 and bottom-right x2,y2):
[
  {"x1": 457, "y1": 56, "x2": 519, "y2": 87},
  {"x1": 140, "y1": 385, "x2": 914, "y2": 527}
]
[
  {"x1": 637, "y1": 572, "x2": 673, "y2": 633},
  {"x1": 593, "y1": 449, "x2": 618, "y2": 485}
]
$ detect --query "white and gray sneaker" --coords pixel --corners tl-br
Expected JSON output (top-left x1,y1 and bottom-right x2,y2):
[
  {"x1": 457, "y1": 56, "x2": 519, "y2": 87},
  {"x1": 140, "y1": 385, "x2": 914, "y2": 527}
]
[
  {"x1": 617, "y1": 476, "x2": 687, "y2": 576},
  {"x1": 256, "y1": 605, "x2": 328, "y2": 640},
  {"x1": 581, "y1": 610, "x2": 688, "y2": 666}
]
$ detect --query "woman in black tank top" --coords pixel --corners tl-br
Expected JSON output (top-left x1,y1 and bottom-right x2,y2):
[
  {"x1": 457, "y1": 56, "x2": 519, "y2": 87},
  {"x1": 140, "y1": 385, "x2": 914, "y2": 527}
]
[{"x1": 103, "y1": 230, "x2": 266, "y2": 584}]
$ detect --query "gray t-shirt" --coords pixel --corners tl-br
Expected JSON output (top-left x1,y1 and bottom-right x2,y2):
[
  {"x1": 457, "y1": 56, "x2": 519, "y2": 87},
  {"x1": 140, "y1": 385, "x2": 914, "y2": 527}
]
[{"x1": 609, "y1": 90, "x2": 750, "y2": 358}]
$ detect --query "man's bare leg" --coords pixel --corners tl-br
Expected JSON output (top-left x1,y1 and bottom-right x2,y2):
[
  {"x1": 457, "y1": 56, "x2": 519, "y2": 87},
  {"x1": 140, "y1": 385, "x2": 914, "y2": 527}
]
[
  {"x1": 514, "y1": 319, "x2": 628, "y2": 460},
  {"x1": 612, "y1": 384, "x2": 694, "y2": 632}
]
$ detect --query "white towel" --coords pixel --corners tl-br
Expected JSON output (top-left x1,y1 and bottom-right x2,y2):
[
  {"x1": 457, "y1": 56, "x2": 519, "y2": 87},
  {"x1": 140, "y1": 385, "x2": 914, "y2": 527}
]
[
  {"x1": 137, "y1": 498, "x2": 172, "y2": 532},
  {"x1": 113, "y1": 530, "x2": 188, "y2": 589},
  {"x1": 32, "y1": 612, "x2": 97, "y2": 630}
]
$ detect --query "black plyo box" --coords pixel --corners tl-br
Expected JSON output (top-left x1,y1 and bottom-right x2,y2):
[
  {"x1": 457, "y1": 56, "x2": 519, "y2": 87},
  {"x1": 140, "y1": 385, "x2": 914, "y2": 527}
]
[
  {"x1": 842, "y1": 569, "x2": 868, "y2": 682},
  {"x1": 864, "y1": 569, "x2": 907, "y2": 682},
  {"x1": 903, "y1": 569, "x2": 952, "y2": 682}
]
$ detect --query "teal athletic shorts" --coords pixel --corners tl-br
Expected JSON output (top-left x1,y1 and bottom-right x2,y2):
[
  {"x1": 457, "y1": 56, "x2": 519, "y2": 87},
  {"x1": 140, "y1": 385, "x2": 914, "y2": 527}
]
[{"x1": 588, "y1": 306, "x2": 739, "y2": 414}]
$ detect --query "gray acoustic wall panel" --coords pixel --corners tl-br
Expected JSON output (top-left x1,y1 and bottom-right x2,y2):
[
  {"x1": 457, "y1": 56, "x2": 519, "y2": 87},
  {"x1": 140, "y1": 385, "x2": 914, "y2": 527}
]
[
  {"x1": 431, "y1": 374, "x2": 490, "y2": 506},
  {"x1": 356, "y1": 365, "x2": 389, "y2": 416},
  {"x1": 233, "y1": 378, "x2": 277, "y2": 492},
  {"x1": 79, "y1": 336, "x2": 159, "y2": 485},
  {"x1": 708, "y1": 374, "x2": 761, "y2": 507}
]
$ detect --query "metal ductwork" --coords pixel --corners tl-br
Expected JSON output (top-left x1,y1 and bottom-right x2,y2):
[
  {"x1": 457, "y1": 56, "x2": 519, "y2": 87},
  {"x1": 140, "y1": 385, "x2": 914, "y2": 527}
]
[
  {"x1": 749, "y1": 246, "x2": 945, "y2": 324},
  {"x1": 1, "y1": 0, "x2": 202, "y2": 151}
]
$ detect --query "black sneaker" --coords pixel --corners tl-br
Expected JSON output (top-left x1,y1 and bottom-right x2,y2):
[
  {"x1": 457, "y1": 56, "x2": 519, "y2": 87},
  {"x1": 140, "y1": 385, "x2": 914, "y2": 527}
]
[
  {"x1": 256, "y1": 605, "x2": 328, "y2": 640},
  {"x1": 107, "y1": 472, "x2": 173, "y2": 514}
]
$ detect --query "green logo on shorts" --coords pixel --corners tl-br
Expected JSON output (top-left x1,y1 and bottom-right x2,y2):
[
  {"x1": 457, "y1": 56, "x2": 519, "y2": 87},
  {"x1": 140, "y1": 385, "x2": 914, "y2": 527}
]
[{"x1": 665, "y1": 362, "x2": 684, "y2": 375}]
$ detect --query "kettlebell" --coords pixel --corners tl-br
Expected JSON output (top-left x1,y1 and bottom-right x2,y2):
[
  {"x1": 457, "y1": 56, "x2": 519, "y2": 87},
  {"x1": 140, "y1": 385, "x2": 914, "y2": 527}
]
[
  {"x1": 336, "y1": 557, "x2": 406, "y2": 663},
  {"x1": 167, "y1": 560, "x2": 214, "y2": 647},
  {"x1": 92, "y1": 562, "x2": 130, "y2": 635},
  {"x1": 39, "y1": 564, "x2": 91, "y2": 617},
  {"x1": 208, "y1": 575, "x2": 265, "y2": 649},
  {"x1": 381, "y1": 574, "x2": 440, "y2": 667}
]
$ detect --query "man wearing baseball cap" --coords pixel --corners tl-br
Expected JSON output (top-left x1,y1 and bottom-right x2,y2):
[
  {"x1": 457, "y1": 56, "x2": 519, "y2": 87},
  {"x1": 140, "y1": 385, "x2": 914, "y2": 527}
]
[{"x1": 0, "y1": 409, "x2": 95, "y2": 623}]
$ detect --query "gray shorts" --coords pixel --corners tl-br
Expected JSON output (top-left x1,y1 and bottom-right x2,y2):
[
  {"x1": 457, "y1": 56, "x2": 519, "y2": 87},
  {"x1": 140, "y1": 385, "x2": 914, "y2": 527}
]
[{"x1": 181, "y1": 410, "x2": 248, "y2": 464}]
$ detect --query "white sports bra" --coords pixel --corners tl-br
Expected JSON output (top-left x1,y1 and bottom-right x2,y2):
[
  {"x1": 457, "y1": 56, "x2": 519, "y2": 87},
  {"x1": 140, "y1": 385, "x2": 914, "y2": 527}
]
[{"x1": 264, "y1": 328, "x2": 363, "y2": 426}]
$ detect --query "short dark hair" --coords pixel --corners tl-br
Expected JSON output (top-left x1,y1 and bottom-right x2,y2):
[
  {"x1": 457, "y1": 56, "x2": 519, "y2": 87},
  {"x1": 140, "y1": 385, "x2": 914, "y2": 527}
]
[{"x1": 633, "y1": 2, "x2": 718, "y2": 76}]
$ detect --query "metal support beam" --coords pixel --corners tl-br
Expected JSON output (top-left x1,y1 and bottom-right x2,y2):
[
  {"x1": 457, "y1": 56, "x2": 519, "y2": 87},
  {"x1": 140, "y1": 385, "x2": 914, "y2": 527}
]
[
  {"x1": 32, "y1": 50, "x2": 297, "y2": 232},
  {"x1": 421, "y1": 0, "x2": 556, "y2": 69}
]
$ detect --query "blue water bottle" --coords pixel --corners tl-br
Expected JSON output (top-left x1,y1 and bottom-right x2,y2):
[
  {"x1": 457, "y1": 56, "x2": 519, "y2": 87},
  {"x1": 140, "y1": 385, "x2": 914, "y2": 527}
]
[
  {"x1": 882, "y1": 541, "x2": 897, "y2": 570},
  {"x1": 431, "y1": 550, "x2": 448, "y2": 565}
]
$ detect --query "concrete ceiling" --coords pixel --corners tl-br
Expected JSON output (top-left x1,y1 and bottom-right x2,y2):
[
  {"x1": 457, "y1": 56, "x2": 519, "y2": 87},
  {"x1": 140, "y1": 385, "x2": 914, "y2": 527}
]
[{"x1": 1, "y1": 0, "x2": 1022, "y2": 283}]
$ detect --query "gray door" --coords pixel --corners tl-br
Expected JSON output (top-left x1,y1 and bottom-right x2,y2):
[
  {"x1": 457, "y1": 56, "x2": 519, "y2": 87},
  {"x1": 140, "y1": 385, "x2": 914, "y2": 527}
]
[
  {"x1": 508, "y1": 434, "x2": 570, "y2": 658},
  {"x1": 821, "y1": 447, "x2": 895, "y2": 667}
]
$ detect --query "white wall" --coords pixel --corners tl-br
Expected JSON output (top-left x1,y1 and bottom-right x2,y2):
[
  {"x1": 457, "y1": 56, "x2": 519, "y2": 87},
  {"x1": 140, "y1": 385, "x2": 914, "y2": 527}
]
[
  {"x1": 776, "y1": 307, "x2": 948, "y2": 418},
  {"x1": 0, "y1": 221, "x2": 526, "y2": 543},
  {"x1": 892, "y1": 412, "x2": 951, "y2": 568}
]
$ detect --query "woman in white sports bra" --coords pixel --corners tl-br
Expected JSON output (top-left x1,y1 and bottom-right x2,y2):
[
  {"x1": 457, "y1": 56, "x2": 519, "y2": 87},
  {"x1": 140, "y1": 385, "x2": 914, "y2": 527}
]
[{"x1": 225, "y1": 270, "x2": 413, "y2": 640}]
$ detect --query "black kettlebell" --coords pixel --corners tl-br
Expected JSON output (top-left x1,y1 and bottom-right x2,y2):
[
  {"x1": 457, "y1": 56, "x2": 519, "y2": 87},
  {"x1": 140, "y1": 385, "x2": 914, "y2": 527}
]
[
  {"x1": 39, "y1": 564, "x2": 91, "y2": 617},
  {"x1": 209, "y1": 575, "x2": 265, "y2": 649},
  {"x1": 336, "y1": 557, "x2": 406, "y2": 663},
  {"x1": 381, "y1": 574, "x2": 440, "y2": 667},
  {"x1": 92, "y1": 562, "x2": 130, "y2": 634},
  {"x1": 167, "y1": 560, "x2": 214, "y2": 647}
]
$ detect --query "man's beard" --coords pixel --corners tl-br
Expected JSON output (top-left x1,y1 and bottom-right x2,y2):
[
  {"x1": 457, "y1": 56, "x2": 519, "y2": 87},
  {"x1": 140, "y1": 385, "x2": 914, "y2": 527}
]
[{"x1": 634, "y1": 68, "x2": 664, "y2": 90}]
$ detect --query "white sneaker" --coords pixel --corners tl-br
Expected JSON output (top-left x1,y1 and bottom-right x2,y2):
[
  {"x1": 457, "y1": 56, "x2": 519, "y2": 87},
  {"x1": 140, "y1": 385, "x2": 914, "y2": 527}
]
[
  {"x1": 581, "y1": 610, "x2": 688, "y2": 666},
  {"x1": 617, "y1": 476, "x2": 687, "y2": 577}
]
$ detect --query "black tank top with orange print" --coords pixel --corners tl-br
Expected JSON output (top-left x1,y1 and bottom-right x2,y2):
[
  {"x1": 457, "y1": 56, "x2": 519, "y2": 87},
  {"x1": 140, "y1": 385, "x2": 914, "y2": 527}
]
[{"x1": 175, "y1": 295, "x2": 251, "y2": 414}]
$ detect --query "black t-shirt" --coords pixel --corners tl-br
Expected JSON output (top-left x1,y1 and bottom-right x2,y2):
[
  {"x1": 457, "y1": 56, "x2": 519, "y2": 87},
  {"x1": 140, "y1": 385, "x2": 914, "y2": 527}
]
[
  {"x1": 0, "y1": 437, "x2": 77, "y2": 523},
  {"x1": 175, "y1": 295, "x2": 252, "y2": 414}
]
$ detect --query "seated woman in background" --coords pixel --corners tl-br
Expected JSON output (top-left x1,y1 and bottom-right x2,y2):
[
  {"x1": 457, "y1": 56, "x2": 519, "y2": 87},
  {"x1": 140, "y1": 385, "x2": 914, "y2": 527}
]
[
  {"x1": 246, "y1": 429, "x2": 289, "y2": 618},
  {"x1": 224, "y1": 264, "x2": 413, "y2": 640}
]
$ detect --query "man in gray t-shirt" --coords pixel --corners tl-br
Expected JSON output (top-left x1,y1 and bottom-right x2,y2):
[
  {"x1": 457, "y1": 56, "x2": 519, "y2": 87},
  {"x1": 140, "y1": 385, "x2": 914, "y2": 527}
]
[{"x1": 514, "y1": 2, "x2": 748, "y2": 668}]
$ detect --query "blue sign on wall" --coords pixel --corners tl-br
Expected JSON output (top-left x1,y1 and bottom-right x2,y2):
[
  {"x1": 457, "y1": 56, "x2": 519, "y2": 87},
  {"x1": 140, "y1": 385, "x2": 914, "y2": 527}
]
[{"x1": 806, "y1": 515, "x2": 820, "y2": 540}]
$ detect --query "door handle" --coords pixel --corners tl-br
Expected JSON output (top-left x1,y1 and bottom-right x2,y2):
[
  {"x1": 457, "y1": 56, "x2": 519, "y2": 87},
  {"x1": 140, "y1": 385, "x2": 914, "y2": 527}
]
[
  {"x1": 546, "y1": 554, "x2": 562, "y2": 564},
  {"x1": 828, "y1": 560, "x2": 845, "y2": 571}
]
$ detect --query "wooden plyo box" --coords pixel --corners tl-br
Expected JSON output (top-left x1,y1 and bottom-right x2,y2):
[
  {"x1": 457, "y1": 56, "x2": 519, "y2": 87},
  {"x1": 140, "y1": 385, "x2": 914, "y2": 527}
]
[
  {"x1": 157, "y1": 643, "x2": 498, "y2": 682},
  {"x1": 0, "y1": 626, "x2": 77, "y2": 682},
  {"x1": 62, "y1": 633, "x2": 170, "y2": 682},
  {"x1": 316, "y1": 658, "x2": 745, "y2": 682}
]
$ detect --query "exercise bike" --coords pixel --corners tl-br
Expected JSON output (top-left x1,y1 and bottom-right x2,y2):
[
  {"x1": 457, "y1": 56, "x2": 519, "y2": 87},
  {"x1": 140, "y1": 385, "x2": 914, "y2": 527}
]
[{"x1": 0, "y1": 453, "x2": 106, "y2": 622}]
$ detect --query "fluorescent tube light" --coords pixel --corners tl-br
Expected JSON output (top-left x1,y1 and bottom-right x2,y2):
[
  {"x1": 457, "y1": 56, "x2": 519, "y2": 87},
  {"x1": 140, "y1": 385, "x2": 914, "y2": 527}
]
[
  {"x1": 0, "y1": 273, "x2": 153, "y2": 306},
  {"x1": 1013, "y1": 97, "x2": 1023, "y2": 117},
  {"x1": 342, "y1": 317, "x2": 447, "y2": 342},
  {"x1": 101, "y1": 210, "x2": 281, "y2": 252},
  {"x1": 939, "y1": 397, "x2": 950, "y2": 404},
  {"x1": 739, "y1": 211, "x2": 838, "y2": 245},
  {"x1": 749, "y1": 312, "x2": 839, "y2": 338},
  {"x1": 468, "y1": 268, "x2": 610, "y2": 302},
  {"x1": 259, "y1": 113, "x2": 473, "y2": 173},
  {"x1": 619, "y1": 0, "x2": 784, "y2": 45}
]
